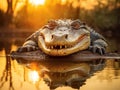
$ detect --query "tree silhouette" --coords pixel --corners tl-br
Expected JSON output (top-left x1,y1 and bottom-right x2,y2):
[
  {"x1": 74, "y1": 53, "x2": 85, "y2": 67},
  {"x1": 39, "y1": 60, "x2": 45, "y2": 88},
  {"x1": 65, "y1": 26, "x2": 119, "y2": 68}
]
[{"x1": 5, "y1": 0, "x2": 13, "y2": 25}]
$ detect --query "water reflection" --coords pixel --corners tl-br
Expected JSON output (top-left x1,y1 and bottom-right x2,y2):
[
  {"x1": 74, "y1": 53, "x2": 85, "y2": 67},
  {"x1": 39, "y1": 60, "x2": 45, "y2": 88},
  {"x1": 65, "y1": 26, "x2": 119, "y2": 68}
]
[
  {"x1": 13, "y1": 57, "x2": 106, "y2": 90},
  {"x1": 0, "y1": 39, "x2": 17, "y2": 90}
]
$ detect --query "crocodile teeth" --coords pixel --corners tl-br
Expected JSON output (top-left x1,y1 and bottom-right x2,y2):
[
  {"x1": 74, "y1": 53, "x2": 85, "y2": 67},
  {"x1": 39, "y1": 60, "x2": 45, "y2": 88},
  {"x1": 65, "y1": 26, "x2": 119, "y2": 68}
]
[
  {"x1": 65, "y1": 45, "x2": 67, "y2": 48},
  {"x1": 47, "y1": 44, "x2": 74, "y2": 49},
  {"x1": 60, "y1": 46, "x2": 62, "y2": 49}
]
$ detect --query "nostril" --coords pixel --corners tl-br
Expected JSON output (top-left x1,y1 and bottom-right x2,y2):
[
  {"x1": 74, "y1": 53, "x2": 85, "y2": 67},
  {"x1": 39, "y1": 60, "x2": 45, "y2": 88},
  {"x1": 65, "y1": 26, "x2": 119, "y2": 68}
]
[
  {"x1": 52, "y1": 35, "x2": 54, "y2": 39},
  {"x1": 65, "y1": 34, "x2": 68, "y2": 39}
]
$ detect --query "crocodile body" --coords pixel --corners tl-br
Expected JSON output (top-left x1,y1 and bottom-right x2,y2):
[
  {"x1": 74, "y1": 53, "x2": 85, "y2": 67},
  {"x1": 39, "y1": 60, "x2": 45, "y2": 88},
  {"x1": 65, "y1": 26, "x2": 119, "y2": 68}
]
[{"x1": 17, "y1": 19, "x2": 107, "y2": 56}]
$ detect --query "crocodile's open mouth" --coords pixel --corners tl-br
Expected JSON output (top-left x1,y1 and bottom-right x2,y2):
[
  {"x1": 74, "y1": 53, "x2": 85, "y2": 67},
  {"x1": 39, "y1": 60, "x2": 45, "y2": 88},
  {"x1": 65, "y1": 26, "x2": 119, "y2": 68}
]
[{"x1": 38, "y1": 34, "x2": 90, "y2": 56}]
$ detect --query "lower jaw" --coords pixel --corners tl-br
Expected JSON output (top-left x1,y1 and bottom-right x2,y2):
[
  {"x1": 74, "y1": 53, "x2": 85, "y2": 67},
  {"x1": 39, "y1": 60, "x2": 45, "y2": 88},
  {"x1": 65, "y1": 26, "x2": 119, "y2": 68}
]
[{"x1": 38, "y1": 36, "x2": 90, "y2": 56}]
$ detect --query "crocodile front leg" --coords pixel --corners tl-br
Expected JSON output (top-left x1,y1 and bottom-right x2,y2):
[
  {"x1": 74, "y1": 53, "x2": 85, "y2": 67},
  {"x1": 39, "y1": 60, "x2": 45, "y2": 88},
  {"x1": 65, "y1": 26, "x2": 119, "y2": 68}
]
[
  {"x1": 17, "y1": 30, "x2": 40, "y2": 52},
  {"x1": 89, "y1": 30, "x2": 108, "y2": 55},
  {"x1": 89, "y1": 39, "x2": 108, "y2": 55},
  {"x1": 17, "y1": 40, "x2": 39, "y2": 52}
]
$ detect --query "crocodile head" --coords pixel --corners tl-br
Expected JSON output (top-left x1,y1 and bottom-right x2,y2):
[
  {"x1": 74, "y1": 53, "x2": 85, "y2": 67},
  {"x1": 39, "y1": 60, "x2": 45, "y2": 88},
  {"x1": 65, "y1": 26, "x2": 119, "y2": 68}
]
[{"x1": 38, "y1": 19, "x2": 90, "y2": 56}]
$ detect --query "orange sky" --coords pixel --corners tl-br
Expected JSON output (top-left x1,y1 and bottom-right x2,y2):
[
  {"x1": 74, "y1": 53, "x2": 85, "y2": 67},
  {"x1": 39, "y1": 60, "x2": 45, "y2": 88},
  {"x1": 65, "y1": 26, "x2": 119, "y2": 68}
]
[
  {"x1": 0, "y1": 0, "x2": 108, "y2": 15},
  {"x1": 0, "y1": 0, "x2": 7, "y2": 12}
]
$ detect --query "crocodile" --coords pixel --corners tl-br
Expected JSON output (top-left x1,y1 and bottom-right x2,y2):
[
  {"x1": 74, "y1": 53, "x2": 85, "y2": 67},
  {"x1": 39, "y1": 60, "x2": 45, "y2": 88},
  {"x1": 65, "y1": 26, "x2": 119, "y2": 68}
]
[{"x1": 17, "y1": 19, "x2": 108, "y2": 56}]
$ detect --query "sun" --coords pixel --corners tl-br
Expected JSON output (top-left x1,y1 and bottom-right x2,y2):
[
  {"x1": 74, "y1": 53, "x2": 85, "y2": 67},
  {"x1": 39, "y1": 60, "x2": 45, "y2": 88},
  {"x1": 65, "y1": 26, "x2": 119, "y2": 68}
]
[
  {"x1": 28, "y1": 71, "x2": 39, "y2": 83},
  {"x1": 29, "y1": 0, "x2": 45, "y2": 5}
]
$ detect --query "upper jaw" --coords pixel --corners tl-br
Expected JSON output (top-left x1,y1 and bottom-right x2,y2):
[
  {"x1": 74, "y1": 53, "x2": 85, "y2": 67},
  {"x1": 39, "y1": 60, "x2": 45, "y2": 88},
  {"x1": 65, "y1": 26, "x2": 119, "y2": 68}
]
[{"x1": 38, "y1": 35, "x2": 90, "y2": 56}]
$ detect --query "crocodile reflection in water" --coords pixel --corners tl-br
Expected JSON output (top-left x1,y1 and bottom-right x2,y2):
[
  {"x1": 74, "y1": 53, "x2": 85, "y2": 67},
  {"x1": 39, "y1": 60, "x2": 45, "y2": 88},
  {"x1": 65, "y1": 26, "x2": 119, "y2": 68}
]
[{"x1": 15, "y1": 58, "x2": 106, "y2": 90}]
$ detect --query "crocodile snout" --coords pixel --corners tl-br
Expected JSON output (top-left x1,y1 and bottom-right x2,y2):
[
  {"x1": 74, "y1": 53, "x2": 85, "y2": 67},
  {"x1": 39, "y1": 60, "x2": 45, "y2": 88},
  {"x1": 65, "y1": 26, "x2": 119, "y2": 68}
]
[{"x1": 51, "y1": 33, "x2": 68, "y2": 41}]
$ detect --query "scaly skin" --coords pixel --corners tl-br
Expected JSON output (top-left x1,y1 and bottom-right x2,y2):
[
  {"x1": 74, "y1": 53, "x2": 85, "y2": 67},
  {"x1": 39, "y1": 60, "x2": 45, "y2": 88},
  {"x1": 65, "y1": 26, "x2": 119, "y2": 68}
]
[{"x1": 17, "y1": 19, "x2": 108, "y2": 56}]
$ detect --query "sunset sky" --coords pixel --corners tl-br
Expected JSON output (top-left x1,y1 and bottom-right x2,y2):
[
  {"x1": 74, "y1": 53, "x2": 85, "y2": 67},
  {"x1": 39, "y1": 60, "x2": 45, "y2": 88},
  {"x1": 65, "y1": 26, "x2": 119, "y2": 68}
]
[{"x1": 0, "y1": 0, "x2": 108, "y2": 14}]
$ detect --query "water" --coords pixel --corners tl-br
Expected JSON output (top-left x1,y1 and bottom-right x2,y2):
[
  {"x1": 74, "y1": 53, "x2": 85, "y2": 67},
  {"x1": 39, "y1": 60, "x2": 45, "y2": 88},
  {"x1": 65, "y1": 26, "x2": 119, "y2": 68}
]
[{"x1": 0, "y1": 38, "x2": 120, "y2": 90}]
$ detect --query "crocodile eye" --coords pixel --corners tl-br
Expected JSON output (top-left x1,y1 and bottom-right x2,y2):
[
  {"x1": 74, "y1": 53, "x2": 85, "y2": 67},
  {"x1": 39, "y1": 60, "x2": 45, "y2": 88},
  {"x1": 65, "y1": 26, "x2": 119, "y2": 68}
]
[
  {"x1": 47, "y1": 20, "x2": 58, "y2": 30},
  {"x1": 71, "y1": 20, "x2": 81, "y2": 30}
]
